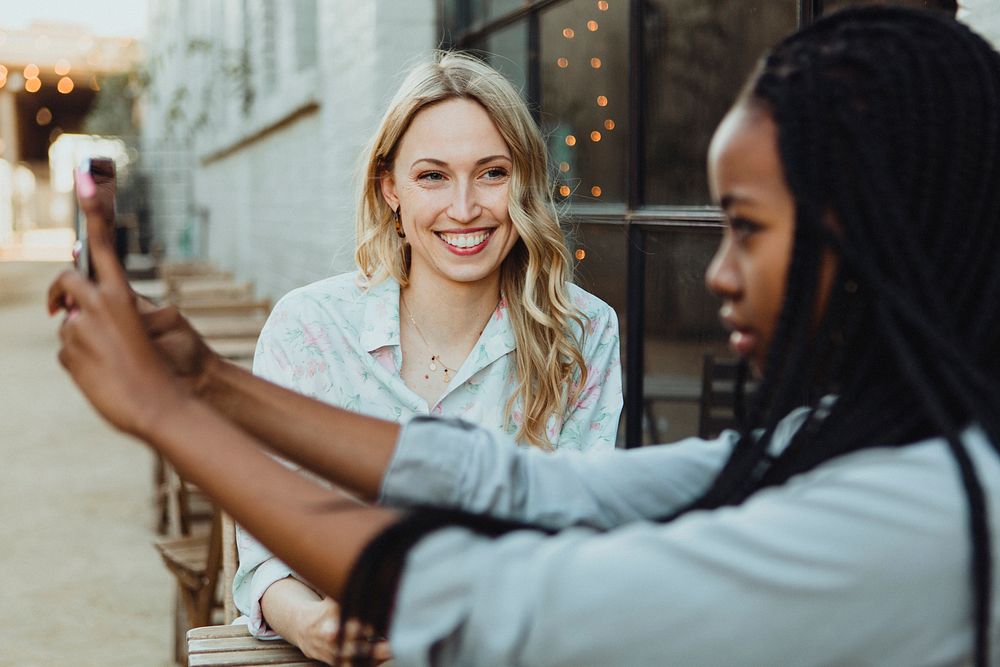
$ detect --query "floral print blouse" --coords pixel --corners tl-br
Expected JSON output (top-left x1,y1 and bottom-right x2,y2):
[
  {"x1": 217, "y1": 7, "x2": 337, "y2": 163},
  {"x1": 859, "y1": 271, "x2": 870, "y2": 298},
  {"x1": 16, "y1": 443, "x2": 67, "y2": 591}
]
[{"x1": 233, "y1": 271, "x2": 622, "y2": 637}]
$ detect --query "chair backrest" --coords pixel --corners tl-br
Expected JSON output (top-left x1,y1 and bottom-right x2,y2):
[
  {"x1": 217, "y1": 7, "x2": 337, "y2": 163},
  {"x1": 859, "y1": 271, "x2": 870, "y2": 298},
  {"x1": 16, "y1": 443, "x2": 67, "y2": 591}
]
[{"x1": 698, "y1": 354, "x2": 755, "y2": 440}]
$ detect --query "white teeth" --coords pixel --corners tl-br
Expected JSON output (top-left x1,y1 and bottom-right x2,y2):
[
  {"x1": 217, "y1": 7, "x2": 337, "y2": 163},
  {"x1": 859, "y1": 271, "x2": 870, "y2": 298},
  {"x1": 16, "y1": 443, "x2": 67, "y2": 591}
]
[{"x1": 438, "y1": 230, "x2": 491, "y2": 248}]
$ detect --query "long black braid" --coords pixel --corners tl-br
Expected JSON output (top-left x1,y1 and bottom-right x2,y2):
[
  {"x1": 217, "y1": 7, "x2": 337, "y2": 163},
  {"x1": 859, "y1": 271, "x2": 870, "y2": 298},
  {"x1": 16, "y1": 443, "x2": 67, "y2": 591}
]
[
  {"x1": 339, "y1": 7, "x2": 1000, "y2": 665},
  {"x1": 680, "y1": 8, "x2": 1000, "y2": 665}
]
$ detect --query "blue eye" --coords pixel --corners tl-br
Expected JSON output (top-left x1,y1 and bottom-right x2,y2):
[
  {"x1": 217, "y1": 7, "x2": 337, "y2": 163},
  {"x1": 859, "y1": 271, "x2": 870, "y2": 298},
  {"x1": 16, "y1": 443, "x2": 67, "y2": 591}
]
[
  {"x1": 483, "y1": 167, "x2": 509, "y2": 180},
  {"x1": 418, "y1": 171, "x2": 446, "y2": 182}
]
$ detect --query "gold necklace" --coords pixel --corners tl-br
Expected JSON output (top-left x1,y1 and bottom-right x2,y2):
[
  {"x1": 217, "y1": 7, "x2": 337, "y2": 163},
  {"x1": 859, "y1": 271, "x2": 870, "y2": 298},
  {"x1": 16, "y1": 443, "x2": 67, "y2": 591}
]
[{"x1": 400, "y1": 296, "x2": 458, "y2": 383}]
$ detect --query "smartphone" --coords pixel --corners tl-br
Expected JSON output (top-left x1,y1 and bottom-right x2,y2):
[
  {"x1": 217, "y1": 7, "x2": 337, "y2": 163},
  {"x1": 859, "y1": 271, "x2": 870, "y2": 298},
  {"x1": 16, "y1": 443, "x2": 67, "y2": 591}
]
[{"x1": 74, "y1": 157, "x2": 117, "y2": 279}]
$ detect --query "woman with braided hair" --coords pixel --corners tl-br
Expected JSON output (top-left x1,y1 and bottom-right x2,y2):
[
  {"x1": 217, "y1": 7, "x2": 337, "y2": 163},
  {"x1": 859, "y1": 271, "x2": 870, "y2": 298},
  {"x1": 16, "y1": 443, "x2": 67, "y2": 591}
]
[{"x1": 51, "y1": 5, "x2": 1000, "y2": 666}]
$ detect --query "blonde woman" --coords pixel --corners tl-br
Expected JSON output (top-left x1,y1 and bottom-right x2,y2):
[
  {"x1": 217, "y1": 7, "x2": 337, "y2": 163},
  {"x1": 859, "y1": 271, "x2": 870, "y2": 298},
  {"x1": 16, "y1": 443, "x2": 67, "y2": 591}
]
[{"x1": 233, "y1": 51, "x2": 622, "y2": 662}]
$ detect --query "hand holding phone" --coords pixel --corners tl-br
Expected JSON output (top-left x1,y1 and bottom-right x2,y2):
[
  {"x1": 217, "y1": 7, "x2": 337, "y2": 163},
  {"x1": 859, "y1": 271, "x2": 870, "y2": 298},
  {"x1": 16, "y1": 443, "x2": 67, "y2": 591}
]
[{"x1": 74, "y1": 157, "x2": 117, "y2": 279}]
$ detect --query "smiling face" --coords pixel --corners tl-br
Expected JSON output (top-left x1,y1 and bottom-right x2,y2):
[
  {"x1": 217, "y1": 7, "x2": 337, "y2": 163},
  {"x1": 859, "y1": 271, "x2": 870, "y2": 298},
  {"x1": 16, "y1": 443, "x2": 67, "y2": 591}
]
[{"x1": 380, "y1": 97, "x2": 520, "y2": 292}]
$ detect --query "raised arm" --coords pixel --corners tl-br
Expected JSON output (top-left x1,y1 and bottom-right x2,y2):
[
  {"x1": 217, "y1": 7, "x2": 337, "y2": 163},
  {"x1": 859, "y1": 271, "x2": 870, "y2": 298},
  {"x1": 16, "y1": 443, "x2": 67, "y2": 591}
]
[
  {"x1": 51, "y1": 174, "x2": 396, "y2": 601},
  {"x1": 54, "y1": 279, "x2": 397, "y2": 504}
]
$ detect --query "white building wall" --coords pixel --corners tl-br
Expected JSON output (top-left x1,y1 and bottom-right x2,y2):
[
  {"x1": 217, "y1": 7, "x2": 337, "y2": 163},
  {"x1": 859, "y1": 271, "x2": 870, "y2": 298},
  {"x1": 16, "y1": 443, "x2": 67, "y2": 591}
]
[{"x1": 143, "y1": 0, "x2": 435, "y2": 302}]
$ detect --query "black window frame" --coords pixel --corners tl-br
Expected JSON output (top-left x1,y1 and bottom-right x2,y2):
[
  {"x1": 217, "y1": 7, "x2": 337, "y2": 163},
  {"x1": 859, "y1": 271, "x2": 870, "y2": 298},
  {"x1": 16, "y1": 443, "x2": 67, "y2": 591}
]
[{"x1": 439, "y1": 0, "x2": 824, "y2": 446}]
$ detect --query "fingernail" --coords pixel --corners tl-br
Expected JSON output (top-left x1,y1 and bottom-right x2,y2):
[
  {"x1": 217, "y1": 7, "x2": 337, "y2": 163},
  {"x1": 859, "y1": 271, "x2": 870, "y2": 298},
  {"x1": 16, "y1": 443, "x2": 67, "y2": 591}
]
[{"x1": 76, "y1": 169, "x2": 96, "y2": 198}]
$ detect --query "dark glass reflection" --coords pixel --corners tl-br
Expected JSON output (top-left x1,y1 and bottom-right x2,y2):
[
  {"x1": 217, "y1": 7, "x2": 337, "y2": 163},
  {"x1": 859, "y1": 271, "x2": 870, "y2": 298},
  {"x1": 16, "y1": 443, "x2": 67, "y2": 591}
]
[
  {"x1": 540, "y1": 0, "x2": 629, "y2": 204},
  {"x1": 642, "y1": 226, "x2": 730, "y2": 443},
  {"x1": 475, "y1": 19, "x2": 529, "y2": 97},
  {"x1": 444, "y1": 0, "x2": 527, "y2": 36},
  {"x1": 643, "y1": 1, "x2": 797, "y2": 205}
]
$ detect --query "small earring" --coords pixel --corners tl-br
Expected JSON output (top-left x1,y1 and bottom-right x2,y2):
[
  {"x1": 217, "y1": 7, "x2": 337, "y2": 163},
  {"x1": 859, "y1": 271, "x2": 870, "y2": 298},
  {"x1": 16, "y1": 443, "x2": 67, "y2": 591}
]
[{"x1": 394, "y1": 206, "x2": 405, "y2": 239}]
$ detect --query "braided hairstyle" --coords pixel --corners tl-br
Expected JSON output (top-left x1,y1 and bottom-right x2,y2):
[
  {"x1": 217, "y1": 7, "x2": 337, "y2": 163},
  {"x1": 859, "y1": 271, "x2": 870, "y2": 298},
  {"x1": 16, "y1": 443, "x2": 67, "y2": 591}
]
[
  {"x1": 683, "y1": 6, "x2": 1000, "y2": 664},
  {"x1": 339, "y1": 7, "x2": 1000, "y2": 664}
]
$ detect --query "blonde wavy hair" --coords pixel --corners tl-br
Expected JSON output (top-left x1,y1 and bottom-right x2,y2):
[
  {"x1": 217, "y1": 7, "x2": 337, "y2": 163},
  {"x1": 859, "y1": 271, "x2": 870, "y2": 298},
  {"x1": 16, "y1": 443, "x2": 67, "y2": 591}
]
[{"x1": 354, "y1": 51, "x2": 588, "y2": 448}]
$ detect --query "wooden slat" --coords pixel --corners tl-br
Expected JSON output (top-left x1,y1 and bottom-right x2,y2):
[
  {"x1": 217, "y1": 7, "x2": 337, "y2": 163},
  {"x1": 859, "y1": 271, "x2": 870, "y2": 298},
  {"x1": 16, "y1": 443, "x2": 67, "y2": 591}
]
[
  {"x1": 179, "y1": 299, "x2": 271, "y2": 316},
  {"x1": 189, "y1": 636, "x2": 274, "y2": 652},
  {"x1": 188, "y1": 646, "x2": 316, "y2": 666},
  {"x1": 189, "y1": 625, "x2": 256, "y2": 641},
  {"x1": 188, "y1": 314, "x2": 267, "y2": 339}
]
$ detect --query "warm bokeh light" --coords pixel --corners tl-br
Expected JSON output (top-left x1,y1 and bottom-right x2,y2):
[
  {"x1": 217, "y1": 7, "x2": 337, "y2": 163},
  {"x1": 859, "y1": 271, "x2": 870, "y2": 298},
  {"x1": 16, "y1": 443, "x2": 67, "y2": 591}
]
[
  {"x1": 559, "y1": 185, "x2": 572, "y2": 197},
  {"x1": 562, "y1": 27, "x2": 575, "y2": 38},
  {"x1": 559, "y1": 161, "x2": 571, "y2": 173},
  {"x1": 598, "y1": 0, "x2": 610, "y2": 10},
  {"x1": 24, "y1": 63, "x2": 39, "y2": 79},
  {"x1": 590, "y1": 57, "x2": 602, "y2": 69},
  {"x1": 575, "y1": 248, "x2": 587, "y2": 260},
  {"x1": 565, "y1": 134, "x2": 577, "y2": 146},
  {"x1": 0, "y1": 65, "x2": 7, "y2": 78},
  {"x1": 36, "y1": 107, "x2": 52, "y2": 125},
  {"x1": 587, "y1": 20, "x2": 599, "y2": 31},
  {"x1": 591, "y1": 186, "x2": 602, "y2": 197},
  {"x1": 597, "y1": 95, "x2": 608, "y2": 107},
  {"x1": 590, "y1": 131, "x2": 602, "y2": 142},
  {"x1": 54, "y1": 59, "x2": 71, "y2": 76},
  {"x1": 557, "y1": 57, "x2": 569, "y2": 68},
  {"x1": 57, "y1": 77, "x2": 75, "y2": 94},
  {"x1": 25, "y1": 77, "x2": 41, "y2": 93},
  {"x1": 604, "y1": 119, "x2": 616, "y2": 130}
]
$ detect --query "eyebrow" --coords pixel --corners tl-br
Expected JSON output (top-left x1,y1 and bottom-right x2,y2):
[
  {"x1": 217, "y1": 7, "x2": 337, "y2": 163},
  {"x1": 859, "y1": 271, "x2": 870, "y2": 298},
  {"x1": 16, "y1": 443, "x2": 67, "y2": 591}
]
[
  {"x1": 410, "y1": 155, "x2": 512, "y2": 170},
  {"x1": 719, "y1": 193, "x2": 756, "y2": 211}
]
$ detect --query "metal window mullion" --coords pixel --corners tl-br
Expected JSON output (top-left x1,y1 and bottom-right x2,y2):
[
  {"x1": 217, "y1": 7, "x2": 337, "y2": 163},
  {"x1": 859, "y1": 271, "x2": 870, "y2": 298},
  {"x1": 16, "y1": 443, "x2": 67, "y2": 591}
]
[{"x1": 623, "y1": 0, "x2": 647, "y2": 447}]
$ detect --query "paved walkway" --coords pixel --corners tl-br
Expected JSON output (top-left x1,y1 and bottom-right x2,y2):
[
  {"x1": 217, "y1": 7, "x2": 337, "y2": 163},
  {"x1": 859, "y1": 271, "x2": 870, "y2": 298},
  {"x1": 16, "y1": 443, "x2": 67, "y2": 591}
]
[{"x1": 0, "y1": 261, "x2": 173, "y2": 666}]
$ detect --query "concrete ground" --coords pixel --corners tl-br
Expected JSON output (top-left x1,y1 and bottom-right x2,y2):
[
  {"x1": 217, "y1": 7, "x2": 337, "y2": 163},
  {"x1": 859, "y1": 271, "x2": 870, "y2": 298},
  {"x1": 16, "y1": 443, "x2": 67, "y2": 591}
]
[{"x1": 0, "y1": 261, "x2": 174, "y2": 666}]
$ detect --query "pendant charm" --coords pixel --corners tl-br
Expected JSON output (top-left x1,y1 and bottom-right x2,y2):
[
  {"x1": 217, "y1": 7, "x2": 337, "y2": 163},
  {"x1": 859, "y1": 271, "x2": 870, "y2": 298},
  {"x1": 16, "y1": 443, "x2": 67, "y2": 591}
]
[
  {"x1": 429, "y1": 355, "x2": 438, "y2": 372},
  {"x1": 443, "y1": 369, "x2": 450, "y2": 383}
]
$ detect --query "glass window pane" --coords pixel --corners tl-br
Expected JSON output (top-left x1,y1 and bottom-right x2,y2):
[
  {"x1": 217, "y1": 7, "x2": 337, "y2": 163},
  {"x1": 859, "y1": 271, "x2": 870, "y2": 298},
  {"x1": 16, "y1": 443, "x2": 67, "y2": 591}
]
[
  {"x1": 472, "y1": 19, "x2": 530, "y2": 98},
  {"x1": 541, "y1": 0, "x2": 629, "y2": 204},
  {"x1": 569, "y1": 222, "x2": 629, "y2": 446},
  {"x1": 642, "y1": 226, "x2": 731, "y2": 444},
  {"x1": 643, "y1": 1, "x2": 797, "y2": 205},
  {"x1": 444, "y1": 0, "x2": 527, "y2": 35}
]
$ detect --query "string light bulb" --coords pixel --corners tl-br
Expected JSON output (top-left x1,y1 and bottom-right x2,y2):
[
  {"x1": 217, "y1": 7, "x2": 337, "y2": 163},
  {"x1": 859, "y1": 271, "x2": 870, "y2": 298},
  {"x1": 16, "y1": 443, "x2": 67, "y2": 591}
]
[
  {"x1": 590, "y1": 57, "x2": 602, "y2": 69},
  {"x1": 565, "y1": 134, "x2": 577, "y2": 146},
  {"x1": 587, "y1": 20, "x2": 599, "y2": 31},
  {"x1": 591, "y1": 186, "x2": 602, "y2": 197},
  {"x1": 562, "y1": 27, "x2": 575, "y2": 38},
  {"x1": 597, "y1": 95, "x2": 608, "y2": 107},
  {"x1": 557, "y1": 57, "x2": 569, "y2": 68}
]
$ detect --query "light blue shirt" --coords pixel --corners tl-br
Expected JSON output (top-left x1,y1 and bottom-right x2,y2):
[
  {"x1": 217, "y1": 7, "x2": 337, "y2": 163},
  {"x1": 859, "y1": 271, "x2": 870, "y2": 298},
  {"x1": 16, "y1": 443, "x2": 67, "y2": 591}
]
[
  {"x1": 382, "y1": 413, "x2": 1000, "y2": 666},
  {"x1": 234, "y1": 271, "x2": 623, "y2": 636}
]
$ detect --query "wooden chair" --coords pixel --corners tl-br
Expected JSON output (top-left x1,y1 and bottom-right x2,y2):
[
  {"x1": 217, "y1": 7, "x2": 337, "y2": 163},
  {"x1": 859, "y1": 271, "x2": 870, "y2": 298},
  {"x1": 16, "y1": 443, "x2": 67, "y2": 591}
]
[
  {"x1": 187, "y1": 625, "x2": 326, "y2": 667},
  {"x1": 169, "y1": 278, "x2": 254, "y2": 308},
  {"x1": 698, "y1": 354, "x2": 755, "y2": 440},
  {"x1": 155, "y1": 466, "x2": 229, "y2": 665}
]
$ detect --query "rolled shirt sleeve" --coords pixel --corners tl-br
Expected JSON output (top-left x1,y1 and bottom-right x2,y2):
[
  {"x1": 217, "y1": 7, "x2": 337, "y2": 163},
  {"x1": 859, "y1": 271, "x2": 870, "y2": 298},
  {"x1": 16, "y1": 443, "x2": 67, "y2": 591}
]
[
  {"x1": 387, "y1": 430, "x2": 999, "y2": 666},
  {"x1": 382, "y1": 416, "x2": 740, "y2": 529}
]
